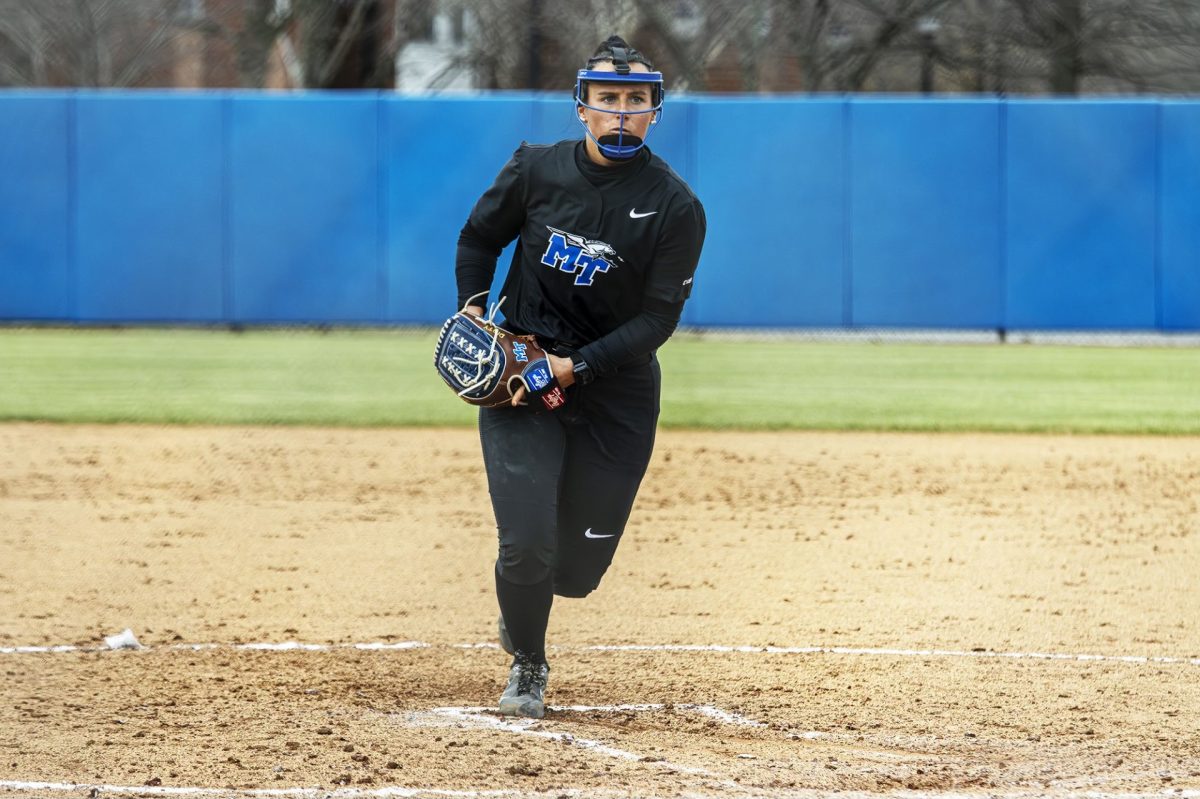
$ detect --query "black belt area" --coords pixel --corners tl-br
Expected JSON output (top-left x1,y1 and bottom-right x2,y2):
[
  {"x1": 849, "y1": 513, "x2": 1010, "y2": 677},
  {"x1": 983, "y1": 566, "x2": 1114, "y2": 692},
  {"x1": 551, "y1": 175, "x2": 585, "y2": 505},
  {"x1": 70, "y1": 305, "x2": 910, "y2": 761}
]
[
  {"x1": 509, "y1": 327, "x2": 653, "y2": 372},
  {"x1": 541, "y1": 340, "x2": 580, "y2": 358},
  {"x1": 544, "y1": 340, "x2": 653, "y2": 372}
]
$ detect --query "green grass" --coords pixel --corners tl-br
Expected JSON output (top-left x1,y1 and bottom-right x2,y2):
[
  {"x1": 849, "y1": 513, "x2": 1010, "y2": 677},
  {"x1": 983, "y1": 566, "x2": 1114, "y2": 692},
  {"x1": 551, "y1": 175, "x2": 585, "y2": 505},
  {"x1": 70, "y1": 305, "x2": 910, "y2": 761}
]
[{"x1": 0, "y1": 328, "x2": 1197, "y2": 433}]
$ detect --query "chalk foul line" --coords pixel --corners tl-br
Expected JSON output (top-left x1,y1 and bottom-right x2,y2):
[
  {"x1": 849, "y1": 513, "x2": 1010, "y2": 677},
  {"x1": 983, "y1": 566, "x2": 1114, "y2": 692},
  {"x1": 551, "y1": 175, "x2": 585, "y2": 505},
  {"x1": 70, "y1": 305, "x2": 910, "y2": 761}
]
[
  {"x1": 2, "y1": 639, "x2": 1198, "y2": 667},
  {"x1": 406, "y1": 705, "x2": 710, "y2": 775},
  {"x1": 584, "y1": 643, "x2": 1200, "y2": 667},
  {"x1": 2, "y1": 781, "x2": 1199, "y2": 799},
  {"x1": 401, "y1": 701, "x2": 772, "y2": 775},
  {"x1": 0, "y1": 641, "x2": 431, "y2": 655}
]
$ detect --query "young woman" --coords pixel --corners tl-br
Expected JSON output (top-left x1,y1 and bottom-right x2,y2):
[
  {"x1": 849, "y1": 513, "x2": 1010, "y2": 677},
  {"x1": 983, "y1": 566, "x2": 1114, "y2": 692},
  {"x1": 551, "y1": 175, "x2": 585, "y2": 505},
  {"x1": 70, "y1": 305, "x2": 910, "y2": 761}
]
[{"x1": 455, "y1": 34, "x2": 706, "y2": 718}]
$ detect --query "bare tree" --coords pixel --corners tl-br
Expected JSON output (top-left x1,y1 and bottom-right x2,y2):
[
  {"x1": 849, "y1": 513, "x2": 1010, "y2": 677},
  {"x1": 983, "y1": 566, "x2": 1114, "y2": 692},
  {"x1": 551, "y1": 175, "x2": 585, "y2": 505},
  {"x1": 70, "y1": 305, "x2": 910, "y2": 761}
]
[
  {"x1": 7, "y1": 0, "x2": 1195, "y2": 94},
  {"x1": 932, "y1": 0, "x2": 1010, "y2": 93},
  {"x1": 632, "y1": 0, "x2": 779, "y2": 92},
  {"x1": 628, "y1": 0, "x2": 962, "y2": 94},
  {"x1": 719, "y1": 0, "x2": 1200, "y2": 95},
  {"x1": 1108, "y1": 1, "x2": 1200, "y2": 93},
  {"x1": 233, "y1": 0, "x2": 290, "y2": 88},
  {"x1": 449, "y1": 0, "x2": 530, "y2": 89},
  {"x1": 288, "y1": 0, "x2": 399, "y2": 88},
  {"x1": 0, "y1": 0, "x2": 190, "y2": 87},
  {"x1": 934, "y1": 0, "x2": 1200, "y2": 95},
  {"x1": 762, "y1": 0, "x2": 1200, "y2": 96},
  {"x1": 834, "y1": 0, "x2": 954, "y2": 90},
  {"x1": 1063, "y1": 0, "x2": 1200, "y2": 93},
  {"x1": 1005, "y1": 0, "x2": 1087, "y2": 93},
  {"x1": 767, "y1": 0, "x2": 841, "y2": 92},
  {"x1": 428, "y1": 0, "x2": 637, "y2": 91},
  {"x1": 0, "y1": 1, "x2": 52, "y2": 85},
  {"x1": 543, "y1": 0, "x2": 641, "y2": 81}
]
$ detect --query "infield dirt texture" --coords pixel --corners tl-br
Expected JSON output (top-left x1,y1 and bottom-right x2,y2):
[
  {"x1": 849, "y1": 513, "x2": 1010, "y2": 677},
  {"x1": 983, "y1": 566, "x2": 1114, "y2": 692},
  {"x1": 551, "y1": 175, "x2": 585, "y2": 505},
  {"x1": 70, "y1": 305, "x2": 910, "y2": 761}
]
[{"x1": 1, "y1": 424, "x2": 1198, "y2": 798}]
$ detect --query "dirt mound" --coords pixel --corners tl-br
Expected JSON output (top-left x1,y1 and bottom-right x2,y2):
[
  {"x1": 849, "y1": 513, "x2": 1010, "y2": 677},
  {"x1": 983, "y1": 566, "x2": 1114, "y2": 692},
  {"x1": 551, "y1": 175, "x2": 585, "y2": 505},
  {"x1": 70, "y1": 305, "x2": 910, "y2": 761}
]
[{"x1": 1, "y1": 425, "x2": 1197, "y2": 796}]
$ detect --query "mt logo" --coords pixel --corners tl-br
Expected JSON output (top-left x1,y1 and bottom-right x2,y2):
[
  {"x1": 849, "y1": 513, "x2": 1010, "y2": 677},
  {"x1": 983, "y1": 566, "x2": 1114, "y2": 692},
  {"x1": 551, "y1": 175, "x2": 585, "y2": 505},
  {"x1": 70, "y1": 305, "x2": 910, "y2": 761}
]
[{"x1": 540, "y1": 226, "x2": 623, "y2": 286}]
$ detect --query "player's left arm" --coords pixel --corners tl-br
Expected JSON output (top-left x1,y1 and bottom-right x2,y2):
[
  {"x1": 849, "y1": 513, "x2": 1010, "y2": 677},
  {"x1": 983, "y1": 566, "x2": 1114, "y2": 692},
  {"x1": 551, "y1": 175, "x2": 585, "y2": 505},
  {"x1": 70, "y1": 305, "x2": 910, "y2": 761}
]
[{"x1": 575, "y1": 197, "x2": 706, "y2": 378}]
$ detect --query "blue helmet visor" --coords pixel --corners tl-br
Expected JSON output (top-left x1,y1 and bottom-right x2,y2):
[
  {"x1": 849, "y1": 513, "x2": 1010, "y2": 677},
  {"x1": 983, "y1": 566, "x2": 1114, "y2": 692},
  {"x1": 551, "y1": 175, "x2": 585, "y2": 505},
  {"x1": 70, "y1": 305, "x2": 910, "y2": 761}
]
[{"x1": 574, "y1": 69, "x2": 665, "y2": 160}]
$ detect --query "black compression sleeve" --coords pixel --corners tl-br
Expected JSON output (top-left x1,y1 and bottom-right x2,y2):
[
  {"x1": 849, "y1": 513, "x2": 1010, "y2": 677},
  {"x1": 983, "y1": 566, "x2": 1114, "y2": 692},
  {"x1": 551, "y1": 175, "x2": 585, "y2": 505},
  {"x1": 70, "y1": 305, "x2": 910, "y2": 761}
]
[
  {"x1": 577, "y1": 299, "x2": 683, "y2": 377},
  {"x1": 455, "y1": 232, "x2": 502, "y2": 309},
  {"x1": 455, "y1": 148, "x2": 526, "y2": 308}
]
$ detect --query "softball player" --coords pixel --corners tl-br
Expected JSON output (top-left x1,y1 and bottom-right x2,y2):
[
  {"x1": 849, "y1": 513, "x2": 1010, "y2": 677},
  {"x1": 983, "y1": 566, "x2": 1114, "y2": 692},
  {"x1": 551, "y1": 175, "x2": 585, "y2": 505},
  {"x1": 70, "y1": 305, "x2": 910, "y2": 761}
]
[{"x1": 455, "y1": 35, "x2": 706, "y2": 718}]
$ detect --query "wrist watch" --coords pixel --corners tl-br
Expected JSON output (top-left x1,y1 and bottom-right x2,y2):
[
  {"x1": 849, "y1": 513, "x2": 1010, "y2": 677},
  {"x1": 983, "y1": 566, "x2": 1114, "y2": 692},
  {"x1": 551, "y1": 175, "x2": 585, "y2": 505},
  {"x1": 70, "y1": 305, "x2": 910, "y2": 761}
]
[{"x1": 569, "y1": 352, "x2": 595, "y2": 386}]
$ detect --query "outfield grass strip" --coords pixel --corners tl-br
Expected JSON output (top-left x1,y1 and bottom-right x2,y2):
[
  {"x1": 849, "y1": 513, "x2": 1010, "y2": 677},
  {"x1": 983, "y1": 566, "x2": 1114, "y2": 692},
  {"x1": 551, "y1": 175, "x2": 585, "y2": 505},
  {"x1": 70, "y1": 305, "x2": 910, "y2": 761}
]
[{"x1": 0, "y1": 328, "x2": 1197, "y2": 434}]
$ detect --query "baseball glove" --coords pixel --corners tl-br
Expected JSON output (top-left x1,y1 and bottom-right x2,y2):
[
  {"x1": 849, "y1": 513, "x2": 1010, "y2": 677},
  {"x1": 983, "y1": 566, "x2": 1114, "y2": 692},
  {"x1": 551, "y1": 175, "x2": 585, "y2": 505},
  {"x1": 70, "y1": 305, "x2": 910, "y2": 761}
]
[{"x1": 434, "y1": 299, "x2": 567, "y2": 411}]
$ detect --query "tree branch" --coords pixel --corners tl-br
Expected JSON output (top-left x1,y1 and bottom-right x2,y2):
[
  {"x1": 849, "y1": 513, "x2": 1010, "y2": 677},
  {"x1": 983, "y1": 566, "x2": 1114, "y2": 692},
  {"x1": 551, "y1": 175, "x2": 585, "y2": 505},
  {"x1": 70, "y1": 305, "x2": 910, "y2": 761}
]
[{"x1": 317, "y1": 0, "x2": 370, "y2": 87}]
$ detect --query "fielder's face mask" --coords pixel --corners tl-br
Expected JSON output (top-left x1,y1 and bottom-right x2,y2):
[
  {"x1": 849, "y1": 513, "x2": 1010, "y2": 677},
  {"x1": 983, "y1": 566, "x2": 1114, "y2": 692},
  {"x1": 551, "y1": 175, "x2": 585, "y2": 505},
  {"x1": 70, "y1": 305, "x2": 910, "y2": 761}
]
[{"x1": 574, "y1": 49, "x2": 664, "y2": 160}]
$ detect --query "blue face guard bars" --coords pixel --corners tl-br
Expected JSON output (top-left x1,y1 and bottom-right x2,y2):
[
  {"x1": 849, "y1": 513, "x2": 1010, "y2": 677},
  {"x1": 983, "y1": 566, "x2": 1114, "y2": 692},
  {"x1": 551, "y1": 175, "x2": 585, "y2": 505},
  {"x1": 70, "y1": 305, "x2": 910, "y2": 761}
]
[{"x1": 574, "y1": 69, "x2": 664, "y2": 160}]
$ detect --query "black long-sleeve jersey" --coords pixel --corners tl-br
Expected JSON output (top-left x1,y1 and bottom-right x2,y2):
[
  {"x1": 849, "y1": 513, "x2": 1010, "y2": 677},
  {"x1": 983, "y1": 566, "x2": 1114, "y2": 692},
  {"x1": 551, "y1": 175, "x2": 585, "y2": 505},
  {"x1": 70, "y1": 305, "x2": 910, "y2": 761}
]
[{"x1": 456, "y1": 140, "x2": 706, "y2": 378}]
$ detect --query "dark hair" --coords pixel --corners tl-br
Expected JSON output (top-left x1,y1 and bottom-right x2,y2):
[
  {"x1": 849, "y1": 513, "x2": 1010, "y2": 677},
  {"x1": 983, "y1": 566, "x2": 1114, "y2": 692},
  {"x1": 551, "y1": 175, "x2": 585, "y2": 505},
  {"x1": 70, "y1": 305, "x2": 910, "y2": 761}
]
[
  {"x1": 585, "y1": 35, "x2": 655, "y2": 73},
  {"x1": 580, "y1": 35, "x2": 656, "y2": 102}
]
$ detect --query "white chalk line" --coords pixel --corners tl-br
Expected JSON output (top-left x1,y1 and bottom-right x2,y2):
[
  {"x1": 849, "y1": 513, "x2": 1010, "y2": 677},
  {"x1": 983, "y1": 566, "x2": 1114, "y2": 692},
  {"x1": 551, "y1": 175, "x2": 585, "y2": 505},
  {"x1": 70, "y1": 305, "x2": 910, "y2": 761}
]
[
  {"x1": 3, "y1": 639, "x2": 1199, "y2": 667},
  {"x1": 421, "y1": 702, "x2": 764, "y2": 727},
  {"x1": 401, "y1": 702, "x2": 782, "y2": 777},
  {"x1": 585, "y1": 644, "x2": 1200, "y2": 666},
  {"x1": 1, "y1": 785, "x2": 574, "y2": 798},
  {"x1": 408, "y1": 706, "x2": 709, "y2": 775},
  {"x1": 0, "y1": 641, "x2": 430, "y2": 654},
  {"x1": 2, "y1": 782, "x2": 1199, "y2": 799}
]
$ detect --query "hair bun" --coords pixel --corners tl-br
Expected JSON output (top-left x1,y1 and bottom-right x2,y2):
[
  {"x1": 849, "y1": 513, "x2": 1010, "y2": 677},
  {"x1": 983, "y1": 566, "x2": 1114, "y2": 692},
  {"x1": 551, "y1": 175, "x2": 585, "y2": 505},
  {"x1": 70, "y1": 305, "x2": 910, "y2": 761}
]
[{"x1": 584, "y1": 34, "x2": 655, "y2": 72}]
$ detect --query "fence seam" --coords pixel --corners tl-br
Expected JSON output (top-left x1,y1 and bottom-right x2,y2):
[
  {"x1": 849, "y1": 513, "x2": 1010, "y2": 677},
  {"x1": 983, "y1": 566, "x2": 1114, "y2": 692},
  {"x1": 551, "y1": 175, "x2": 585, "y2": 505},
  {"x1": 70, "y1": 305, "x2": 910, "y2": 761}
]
[
  {"x1": 377, "y1": 94, "x2": 389, "y2": 323},
  {"x1": 221, "y1": 94, "x2": 234, "y2": 324},
  {"x1": 842, "y1": 99, "x2": 853, "y2": 328},
  {"x1": 998, "y1": 99, "x2": 1008, "y2": 336},
  {"x1": 1153, "y1": 101, "x2": 1164, "y2": 331},
  {"x1": 66, "y1": 92, "x2": 78, "y2": 321}
]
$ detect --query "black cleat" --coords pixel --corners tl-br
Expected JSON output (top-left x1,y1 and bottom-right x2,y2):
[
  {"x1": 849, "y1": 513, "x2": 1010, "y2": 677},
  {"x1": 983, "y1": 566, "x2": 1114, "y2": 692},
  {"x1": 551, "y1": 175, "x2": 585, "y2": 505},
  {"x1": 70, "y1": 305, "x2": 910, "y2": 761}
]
[{"x1": 498, "y1": 651, "x2": 549, "y2": 719}]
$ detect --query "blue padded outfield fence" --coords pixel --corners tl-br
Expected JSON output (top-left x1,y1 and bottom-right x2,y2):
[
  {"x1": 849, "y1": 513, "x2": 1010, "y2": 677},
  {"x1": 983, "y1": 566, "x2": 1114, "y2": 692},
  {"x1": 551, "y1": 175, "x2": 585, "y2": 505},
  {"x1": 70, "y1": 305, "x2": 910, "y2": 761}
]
[{"x1": 1, "y1": 91, "x2": 1198, "y2": 330}]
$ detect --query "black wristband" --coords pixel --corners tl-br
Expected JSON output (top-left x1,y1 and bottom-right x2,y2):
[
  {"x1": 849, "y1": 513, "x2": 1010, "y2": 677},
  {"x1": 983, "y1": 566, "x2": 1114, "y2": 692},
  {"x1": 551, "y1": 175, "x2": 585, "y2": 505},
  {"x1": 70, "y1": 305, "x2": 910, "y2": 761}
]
[{"x1": 569, "y1": 352, "x2": 595, "y2": 386}]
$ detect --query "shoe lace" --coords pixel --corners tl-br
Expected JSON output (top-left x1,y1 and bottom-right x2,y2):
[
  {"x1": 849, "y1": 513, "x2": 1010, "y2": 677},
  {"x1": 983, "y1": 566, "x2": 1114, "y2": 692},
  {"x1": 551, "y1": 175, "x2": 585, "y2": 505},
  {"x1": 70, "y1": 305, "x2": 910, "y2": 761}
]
[{"x1": 513, "y1": 654, "x2": 547, "y2": 694}]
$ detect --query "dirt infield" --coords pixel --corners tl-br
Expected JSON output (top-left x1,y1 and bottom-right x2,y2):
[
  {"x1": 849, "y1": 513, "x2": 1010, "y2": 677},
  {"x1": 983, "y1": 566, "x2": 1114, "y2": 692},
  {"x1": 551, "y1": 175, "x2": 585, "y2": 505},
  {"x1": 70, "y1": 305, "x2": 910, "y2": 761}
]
[{"x1": 1, "y1": 424, "x2": 1198, "y2": 797}]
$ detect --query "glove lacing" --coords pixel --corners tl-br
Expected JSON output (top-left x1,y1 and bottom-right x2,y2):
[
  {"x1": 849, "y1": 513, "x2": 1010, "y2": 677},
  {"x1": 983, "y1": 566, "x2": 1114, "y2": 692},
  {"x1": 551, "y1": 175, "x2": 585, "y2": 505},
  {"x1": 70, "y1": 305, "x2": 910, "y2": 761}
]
[{"x1": 453, "y1": 292, "x2": 507, "y2": 399}]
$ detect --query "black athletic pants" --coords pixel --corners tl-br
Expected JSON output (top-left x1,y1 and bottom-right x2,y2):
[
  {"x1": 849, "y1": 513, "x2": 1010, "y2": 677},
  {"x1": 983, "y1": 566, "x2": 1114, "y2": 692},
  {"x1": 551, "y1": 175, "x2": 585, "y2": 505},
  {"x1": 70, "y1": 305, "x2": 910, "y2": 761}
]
[{"x1": 479, "y1": 356, "x2": 661, "y2": 660}]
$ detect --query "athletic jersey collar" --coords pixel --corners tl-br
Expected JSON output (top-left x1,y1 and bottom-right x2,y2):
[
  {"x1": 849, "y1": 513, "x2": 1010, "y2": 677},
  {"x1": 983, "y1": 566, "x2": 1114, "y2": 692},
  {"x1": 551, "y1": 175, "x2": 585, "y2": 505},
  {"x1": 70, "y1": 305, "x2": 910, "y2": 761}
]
[{"x1": 573, "y1": 140, "x2": 651, "y2": 188}]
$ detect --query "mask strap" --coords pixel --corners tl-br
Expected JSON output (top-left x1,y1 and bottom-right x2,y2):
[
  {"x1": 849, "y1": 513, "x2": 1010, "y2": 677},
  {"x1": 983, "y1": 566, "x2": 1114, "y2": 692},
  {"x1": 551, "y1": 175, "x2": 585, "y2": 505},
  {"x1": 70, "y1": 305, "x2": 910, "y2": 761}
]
[{"x1": 609, "y1": 46, "x2": 631, "y2": 74}]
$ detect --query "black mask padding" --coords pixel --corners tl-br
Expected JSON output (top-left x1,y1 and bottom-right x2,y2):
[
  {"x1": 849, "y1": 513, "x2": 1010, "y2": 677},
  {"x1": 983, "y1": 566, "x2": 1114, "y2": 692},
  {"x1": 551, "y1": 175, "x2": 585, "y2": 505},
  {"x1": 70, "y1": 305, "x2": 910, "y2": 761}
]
[{"x1": 597, "y1": 132, "x2": 644, "y2": 159}]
